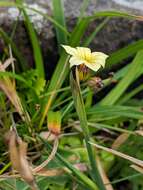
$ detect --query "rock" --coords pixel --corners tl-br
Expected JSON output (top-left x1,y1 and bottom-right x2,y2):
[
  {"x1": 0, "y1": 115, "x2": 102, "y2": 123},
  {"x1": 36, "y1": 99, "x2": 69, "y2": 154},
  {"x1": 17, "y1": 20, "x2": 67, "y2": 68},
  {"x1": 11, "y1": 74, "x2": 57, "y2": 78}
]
[{"x1": 0, "y1": 0, "x2": 143, "y2": 34}]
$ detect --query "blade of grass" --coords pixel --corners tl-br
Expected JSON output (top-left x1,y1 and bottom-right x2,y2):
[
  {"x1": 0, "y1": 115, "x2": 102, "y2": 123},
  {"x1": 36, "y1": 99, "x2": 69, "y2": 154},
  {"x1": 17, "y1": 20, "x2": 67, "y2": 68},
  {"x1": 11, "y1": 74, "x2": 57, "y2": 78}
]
[
  {"x1": 77, "y1": 0, "x2": 90, "y2": 23},
  {"x1": 110, "y1": 173, "x2": 142, "y2": 185},
  {"x1": 89, "y1": 10, "x2": 143, "y2": 20},
  {"x1": 88, "y1": 122, "x2": 135, "y2": 135},
  {"x1": 0, "y1": 162, "x2": 11, "y2": 175},
  {"x1": 16, "y1": 0, "x2": 45, "y2": 79},
  {"x1": 83, "y1": 17, "x2": 109, "y2": 46},
  {"x1": 2, "y1": 12, "x2": 20, "y2": 62},
  {"x1": 89, "y1": 142, "x2": 143, "y2": 168},
  {"x1": 100, "y1": 50, "x2": 143, "y2": 105},
  {"x1": 87, "y1": 105, "x2": 143, "y2": 120},
  {"x1": 52, "y1": 0, "x2": 67, "y2": 52},
  {"x1": 117, "y1": 84, "x2": 143, "y2": 104}
]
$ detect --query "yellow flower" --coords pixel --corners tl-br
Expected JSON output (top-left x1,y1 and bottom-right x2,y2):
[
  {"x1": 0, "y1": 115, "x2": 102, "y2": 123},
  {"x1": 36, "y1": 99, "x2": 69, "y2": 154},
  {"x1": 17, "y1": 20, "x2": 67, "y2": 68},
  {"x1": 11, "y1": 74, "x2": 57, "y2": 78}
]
[{"x1": 62, "y1": 45, "x2": 108, "y2": 72}]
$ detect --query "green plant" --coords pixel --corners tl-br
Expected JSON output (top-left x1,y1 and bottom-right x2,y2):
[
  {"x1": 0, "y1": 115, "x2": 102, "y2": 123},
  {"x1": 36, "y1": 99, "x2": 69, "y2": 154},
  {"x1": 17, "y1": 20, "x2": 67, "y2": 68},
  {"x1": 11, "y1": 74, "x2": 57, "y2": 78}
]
[{"x1": 0, "y1": 0, "x2": 143, "y2": 190}]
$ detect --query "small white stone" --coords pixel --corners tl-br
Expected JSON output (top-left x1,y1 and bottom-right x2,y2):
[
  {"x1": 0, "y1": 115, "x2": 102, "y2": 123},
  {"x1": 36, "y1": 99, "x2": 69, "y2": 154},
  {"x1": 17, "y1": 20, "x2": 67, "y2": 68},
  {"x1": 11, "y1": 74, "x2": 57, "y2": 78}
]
[
  {"x1": 7, "y1": 3, "x2": 47, "y2": 32},
  {"x1": 7, "y1": 7, "x2": 20, "y2": 19}
]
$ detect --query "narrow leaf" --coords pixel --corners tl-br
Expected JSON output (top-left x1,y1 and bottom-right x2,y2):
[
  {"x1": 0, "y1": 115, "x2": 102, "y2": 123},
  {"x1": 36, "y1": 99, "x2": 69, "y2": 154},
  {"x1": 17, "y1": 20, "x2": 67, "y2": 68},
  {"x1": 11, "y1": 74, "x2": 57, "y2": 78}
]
[
  {"x1": 89, "y1": 142, "x2": 143, "y2": 168},
  {"x1": 16, "y1": 0, "x2": 45, "y2": 79},
  {"x1": 52, "y1": 0, "x2": 67, "y2": 52}
]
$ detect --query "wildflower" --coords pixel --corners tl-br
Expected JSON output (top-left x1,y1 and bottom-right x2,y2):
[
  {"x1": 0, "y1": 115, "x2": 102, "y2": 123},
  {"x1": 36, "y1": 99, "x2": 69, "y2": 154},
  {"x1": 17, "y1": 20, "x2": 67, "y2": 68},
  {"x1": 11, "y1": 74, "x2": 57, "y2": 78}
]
[{"x1": 62, "y1": 45, "x2": 108, "y2": 72}]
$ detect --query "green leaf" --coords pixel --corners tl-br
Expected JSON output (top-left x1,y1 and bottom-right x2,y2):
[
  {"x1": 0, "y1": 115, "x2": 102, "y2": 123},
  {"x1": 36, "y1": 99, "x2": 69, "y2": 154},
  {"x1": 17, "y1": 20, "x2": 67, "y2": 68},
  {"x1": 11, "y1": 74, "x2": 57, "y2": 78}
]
[
  {"x1": 89, "y1": 10, "x2": 141, "y2": 20},
  {"x1": 77, "y1": 0, "x2": 90, "y2": 23},
  {"x1": 0, "y1": 71, "x2": 29, "y2": 85},
  {"x1": 83, "y1": 17, "x2": 109, "y2": 46},
  {"x1": 87, "y1": 105, "x2": 143, "y2": 121},
  {"x1": 33, "y1": 78, "x2": 46, "y2": 95},
  {"x1": 117, "y1": 84, "x2": 143, "y2": 104},
  {"x1": 52, "y1": 0, "x2": 67, "y2": 52}
]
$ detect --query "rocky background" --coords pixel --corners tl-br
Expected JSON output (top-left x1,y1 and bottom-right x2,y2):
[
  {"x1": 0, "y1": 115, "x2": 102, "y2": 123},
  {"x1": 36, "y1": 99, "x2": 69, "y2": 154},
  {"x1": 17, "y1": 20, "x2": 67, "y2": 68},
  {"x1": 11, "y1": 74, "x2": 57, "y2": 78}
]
[{"x1": 0, "y1": 0, "x2": 143, "y2": 78}]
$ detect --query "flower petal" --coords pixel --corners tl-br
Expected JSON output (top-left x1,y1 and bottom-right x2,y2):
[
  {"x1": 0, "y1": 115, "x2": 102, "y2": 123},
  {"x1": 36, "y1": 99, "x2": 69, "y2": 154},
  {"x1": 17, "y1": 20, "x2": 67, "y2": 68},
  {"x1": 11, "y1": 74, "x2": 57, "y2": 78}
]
[
  {"x1": 76, "y1": 47, "x2": 91, "y2": 59},
  {"x1": 92, "y1": 52, "x2": 109, "y2": 67},
  {"x1": 69, "y1": 57, "x2": 84, "y2": 68},
  {"x1": 84, "y1": 61, "x2": 101, "y2": 72},
  {"x1": 62, "y1": 45, "x2": 77, "y2": 56}
]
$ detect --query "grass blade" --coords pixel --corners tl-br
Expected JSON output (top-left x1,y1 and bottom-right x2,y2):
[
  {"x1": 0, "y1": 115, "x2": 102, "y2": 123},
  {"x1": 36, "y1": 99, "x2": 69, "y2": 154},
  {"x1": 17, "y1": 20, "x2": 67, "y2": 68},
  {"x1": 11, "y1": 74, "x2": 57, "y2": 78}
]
[
  {"x1": 52, "y1": 0, "x2": 67, "y2": 52},
  {"x1": 77, "y1": 0, "x2": 90, "y2": 23},
  {"x1": 83, "y1": 17, "x2": 109, "y2": 46},
  {"x1": 117, "y1": 84, "x2": 143, "y2": 104},
  {"x1": 87, "y1": 105, "x2": 143, "y2": 120},
  {"x1": 89, "y1": 142, "x2": 143, "y2": 168},
  {"x1": 89, "y1": 10, "x2": 143, "y2": 20}
]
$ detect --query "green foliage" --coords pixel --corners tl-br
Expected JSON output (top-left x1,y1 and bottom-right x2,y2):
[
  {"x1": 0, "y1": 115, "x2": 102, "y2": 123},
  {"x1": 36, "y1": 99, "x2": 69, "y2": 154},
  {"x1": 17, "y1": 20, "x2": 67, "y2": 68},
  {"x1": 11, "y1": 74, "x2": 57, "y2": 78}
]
[{"x1": 0, "y1": 1, "x2": 143, "y2": 190}]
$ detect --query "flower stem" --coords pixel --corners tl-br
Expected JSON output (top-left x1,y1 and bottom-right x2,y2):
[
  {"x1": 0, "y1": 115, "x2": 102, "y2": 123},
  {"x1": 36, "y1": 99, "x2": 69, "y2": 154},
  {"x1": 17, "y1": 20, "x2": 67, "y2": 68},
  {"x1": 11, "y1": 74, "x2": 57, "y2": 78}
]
[{"x1": 70, "y1": 68, "x2": 106, "y2": 190}]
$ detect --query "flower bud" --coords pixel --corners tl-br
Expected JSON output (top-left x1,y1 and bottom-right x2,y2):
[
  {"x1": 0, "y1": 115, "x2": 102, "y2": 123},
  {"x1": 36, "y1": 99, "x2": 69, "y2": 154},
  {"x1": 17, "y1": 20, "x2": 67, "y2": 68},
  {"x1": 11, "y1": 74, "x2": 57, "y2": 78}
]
[
  {"x1": 47, "y1": 111, "x2": 61, "y2": 135},
  {"x1": 87, "y1": 77, "x2": 104, "y2": 91}
]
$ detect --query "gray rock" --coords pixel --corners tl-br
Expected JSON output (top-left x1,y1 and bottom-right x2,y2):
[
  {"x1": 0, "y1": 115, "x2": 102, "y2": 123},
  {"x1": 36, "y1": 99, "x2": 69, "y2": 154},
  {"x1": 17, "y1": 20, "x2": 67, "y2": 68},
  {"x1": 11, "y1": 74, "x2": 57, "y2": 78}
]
[
  {"x1": 1, "y1": 0, "x2": 143, "y2": 33},
  {"x1": 112, "y1": 0, "x2": 143, "y2": 13}
]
